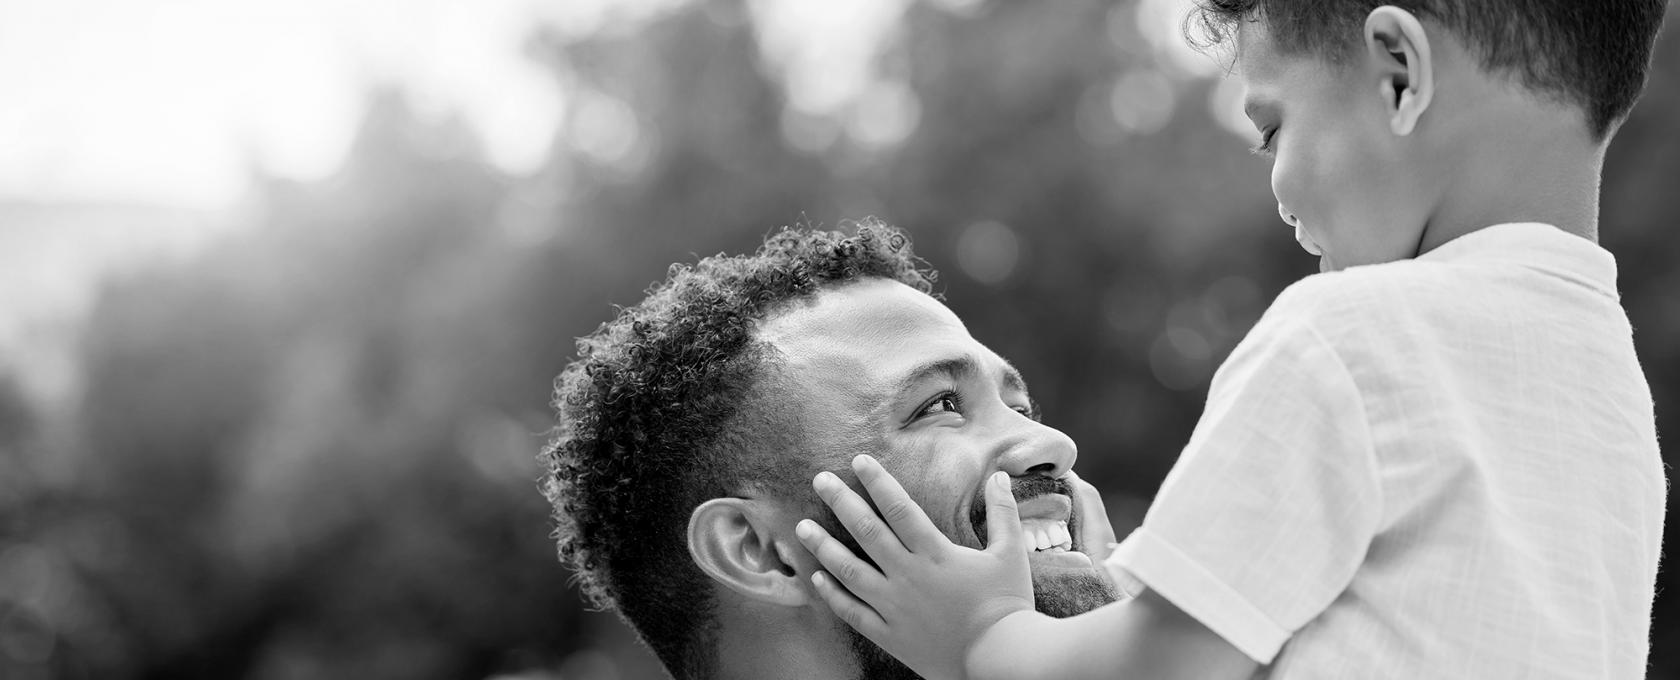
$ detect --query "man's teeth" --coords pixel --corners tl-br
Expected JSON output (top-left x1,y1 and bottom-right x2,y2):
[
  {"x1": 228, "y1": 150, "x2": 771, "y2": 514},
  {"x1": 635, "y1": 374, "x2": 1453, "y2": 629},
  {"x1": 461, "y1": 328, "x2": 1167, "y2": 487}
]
[{"x1": 1020, "y1": 519, "x2": 1073, "y2": 553}]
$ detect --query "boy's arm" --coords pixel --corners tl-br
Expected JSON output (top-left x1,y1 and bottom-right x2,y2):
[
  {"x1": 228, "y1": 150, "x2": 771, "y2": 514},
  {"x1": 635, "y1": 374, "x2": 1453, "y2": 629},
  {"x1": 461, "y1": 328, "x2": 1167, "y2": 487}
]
[
  {"x1": 972, "y1": 591, "x2": 1257, "y2": 680},
  {"x1": 796, "y1": 455, "x2": 1258, "y2": 680}
]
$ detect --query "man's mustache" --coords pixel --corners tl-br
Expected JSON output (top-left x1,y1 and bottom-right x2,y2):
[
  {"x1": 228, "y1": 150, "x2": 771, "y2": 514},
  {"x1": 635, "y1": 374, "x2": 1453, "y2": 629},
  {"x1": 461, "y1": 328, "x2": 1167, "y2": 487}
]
[{"x1": 969, "y1": 475, "x2": 1072, "y2": 548}]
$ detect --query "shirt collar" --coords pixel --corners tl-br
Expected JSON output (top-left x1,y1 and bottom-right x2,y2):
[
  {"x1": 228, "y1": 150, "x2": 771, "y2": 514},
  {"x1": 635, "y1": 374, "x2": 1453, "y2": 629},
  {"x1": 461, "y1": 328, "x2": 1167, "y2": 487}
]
[{"x1": 1417, "y1": 223, "x2": 1620, "y2": 300}]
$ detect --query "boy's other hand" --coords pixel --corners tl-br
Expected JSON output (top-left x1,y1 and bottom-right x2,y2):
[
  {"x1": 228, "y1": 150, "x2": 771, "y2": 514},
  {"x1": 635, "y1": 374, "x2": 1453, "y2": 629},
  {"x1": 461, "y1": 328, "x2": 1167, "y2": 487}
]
[{"x1": 796, "y1": 454, "x2": 1035, "y2": 680}]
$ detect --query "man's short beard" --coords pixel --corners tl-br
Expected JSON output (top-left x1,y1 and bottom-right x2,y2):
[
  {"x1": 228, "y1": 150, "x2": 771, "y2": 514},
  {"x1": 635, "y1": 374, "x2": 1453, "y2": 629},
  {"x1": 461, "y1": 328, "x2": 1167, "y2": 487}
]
[
  {"x1": 1031, "y1": 569, "x2": 1116, "y2": 618},
  {"x1": 824, "y1": 476, "x2": 1118, "y2": 679}
]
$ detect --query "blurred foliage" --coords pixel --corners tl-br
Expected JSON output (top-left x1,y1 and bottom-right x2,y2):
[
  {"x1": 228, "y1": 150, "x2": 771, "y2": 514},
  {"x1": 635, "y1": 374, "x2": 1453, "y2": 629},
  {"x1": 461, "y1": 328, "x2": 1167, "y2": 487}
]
[{"x1": 1, "y1": 0, "x2": 1676, "y2": 678}]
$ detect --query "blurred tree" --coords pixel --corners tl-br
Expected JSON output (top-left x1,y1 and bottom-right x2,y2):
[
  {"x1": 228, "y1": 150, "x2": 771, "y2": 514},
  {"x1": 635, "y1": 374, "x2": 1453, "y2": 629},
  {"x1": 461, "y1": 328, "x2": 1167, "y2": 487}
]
[{"x1": 39, "y1": 91, "x2": 582, "y2": 679}]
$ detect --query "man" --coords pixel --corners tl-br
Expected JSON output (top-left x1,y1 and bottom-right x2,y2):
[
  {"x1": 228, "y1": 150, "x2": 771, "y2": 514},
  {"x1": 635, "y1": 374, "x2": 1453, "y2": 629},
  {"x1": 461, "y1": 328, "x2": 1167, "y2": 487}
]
[{"x1": 539, "y1": 223, "x2": 1119, "y2": 679}]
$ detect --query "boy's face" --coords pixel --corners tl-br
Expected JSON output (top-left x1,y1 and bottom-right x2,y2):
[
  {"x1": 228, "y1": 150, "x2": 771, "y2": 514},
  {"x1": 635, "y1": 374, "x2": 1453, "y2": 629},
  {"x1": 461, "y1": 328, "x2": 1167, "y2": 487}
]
[{"x1": 1237, "y1": 20, "x2": 1433, "y2": 272}]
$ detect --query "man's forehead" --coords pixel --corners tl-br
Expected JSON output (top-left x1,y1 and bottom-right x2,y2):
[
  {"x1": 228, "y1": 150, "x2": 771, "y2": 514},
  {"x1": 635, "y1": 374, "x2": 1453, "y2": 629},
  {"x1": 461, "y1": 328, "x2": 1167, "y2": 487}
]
[
  {"x1": 760, "y1": 279, "x2": 961, "y2": 346},
  {"x1": 757, "y1": 279, "x2": 1001, "y2": 389}
]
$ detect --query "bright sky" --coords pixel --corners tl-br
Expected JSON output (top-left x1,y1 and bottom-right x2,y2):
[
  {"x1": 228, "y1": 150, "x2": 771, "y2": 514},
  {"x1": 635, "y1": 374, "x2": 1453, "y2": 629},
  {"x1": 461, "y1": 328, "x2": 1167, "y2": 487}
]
[
  {"x1": 0, "y1": 0, "x2": 1225, "y2": 404},
  {"x1": 0, "y1": 0, "x2": 1217, "y2": 210},
  {"x1": 0, "y1": 0, "x2": 907, "y2": 402},
  {"x1": 0, "y1": 0, "x2": 580, "y2": 209}
]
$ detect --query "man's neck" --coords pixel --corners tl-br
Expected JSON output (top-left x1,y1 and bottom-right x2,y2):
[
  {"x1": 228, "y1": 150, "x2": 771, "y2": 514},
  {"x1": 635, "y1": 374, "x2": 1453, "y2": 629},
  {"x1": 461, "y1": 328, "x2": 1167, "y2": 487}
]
[
  {"x1": 709, "y1": 598, "x2": 863, "y2": 680},
  {"x1": 1417, "y1": 106, "x2": 1607, "y2": 254}
]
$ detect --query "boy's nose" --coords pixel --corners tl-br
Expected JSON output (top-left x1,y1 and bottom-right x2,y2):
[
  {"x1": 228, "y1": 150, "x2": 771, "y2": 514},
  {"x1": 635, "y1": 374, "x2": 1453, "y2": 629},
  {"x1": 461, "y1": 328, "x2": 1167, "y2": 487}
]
[{"x1": 1277, "y1": 202, "x2": 1301, "y2": 227}]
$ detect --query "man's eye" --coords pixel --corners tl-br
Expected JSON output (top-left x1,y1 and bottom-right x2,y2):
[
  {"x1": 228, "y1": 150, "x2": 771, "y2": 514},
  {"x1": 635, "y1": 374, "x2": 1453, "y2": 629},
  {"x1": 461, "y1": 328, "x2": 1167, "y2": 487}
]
[{"x1": 918, "y1": 393, "x2": 963, "y2": 417}]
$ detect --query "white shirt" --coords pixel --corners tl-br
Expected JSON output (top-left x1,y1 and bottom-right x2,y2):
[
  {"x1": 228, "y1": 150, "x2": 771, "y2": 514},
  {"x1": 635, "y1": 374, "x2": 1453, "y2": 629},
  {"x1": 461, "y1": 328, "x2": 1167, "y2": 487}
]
[{"x1": 1107, "y1": 223, "x2": 1665, "y2": 678}]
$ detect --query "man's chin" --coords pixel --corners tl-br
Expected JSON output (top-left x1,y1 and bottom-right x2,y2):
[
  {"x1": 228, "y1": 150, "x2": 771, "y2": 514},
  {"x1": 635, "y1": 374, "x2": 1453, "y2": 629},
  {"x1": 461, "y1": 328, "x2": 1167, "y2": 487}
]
[
  {"x1": 846, "y1": 564, "x2": 1117, "y2": 680},
  {"x1": 1030, "y1": 560, "x2": 1118, "y2": 619}
]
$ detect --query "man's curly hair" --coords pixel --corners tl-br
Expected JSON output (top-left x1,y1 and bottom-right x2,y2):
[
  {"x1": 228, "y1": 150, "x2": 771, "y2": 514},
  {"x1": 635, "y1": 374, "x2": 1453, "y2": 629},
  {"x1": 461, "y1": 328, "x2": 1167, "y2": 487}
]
[{"x1": 539, "y1": 222, "x2": 936, "y2": 678}]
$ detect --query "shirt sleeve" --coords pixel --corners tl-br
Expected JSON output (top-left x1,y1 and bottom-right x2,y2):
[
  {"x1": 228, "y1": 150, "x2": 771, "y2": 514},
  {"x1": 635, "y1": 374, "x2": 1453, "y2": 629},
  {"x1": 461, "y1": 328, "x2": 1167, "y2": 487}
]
[{"x1": 1106, "y1": 310, "x2": 1381, "y2": 665}]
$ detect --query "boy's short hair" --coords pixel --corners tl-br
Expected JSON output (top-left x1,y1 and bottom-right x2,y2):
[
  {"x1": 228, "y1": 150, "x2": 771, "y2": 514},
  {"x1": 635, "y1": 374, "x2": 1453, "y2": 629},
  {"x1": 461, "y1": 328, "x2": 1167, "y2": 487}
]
[{"x1": 1191, "y1": 0, "x2": 1669, "y2": 139}]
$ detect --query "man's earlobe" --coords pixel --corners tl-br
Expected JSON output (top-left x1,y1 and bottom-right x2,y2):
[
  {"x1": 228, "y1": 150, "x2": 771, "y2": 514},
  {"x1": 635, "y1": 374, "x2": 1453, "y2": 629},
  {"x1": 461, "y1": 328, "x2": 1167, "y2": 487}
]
[
  {"x1": 688, "y1": 498, "x2": 811, "y2": 607},
  {"x1": 1364, "y1": 5, "x2": 1434, "y2": 136}
]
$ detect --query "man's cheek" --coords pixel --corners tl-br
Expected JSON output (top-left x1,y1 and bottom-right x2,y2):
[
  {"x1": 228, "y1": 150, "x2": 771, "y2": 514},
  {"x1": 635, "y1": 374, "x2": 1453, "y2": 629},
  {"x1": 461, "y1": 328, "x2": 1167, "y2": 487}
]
[{"x1": 910, "y1": 484, "x2": 978, "y2": 550}]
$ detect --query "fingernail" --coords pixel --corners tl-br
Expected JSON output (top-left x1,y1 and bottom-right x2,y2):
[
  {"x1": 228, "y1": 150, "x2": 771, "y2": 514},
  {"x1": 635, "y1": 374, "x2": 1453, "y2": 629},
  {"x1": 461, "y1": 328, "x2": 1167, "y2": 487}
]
[
  {"x1": 853, "y1": 454, "x2": 875, "y2": 469},
  {"x1": 812, "y1": 571, "x2": 827, "y2": 587},
  {"x1": 795, "y1": 519, "x2": 815, "y2": 539},
  {"x1": 992, "y1": 471, "x2": 1010, "y2": 490}
]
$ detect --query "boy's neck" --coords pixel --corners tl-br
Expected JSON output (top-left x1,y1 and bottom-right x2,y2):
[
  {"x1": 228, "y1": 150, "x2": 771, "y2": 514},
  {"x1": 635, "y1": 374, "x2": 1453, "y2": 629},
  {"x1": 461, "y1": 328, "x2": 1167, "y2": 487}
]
[{"x1": 1417, "y1": 103, "x2": 1607, "y2": 254}]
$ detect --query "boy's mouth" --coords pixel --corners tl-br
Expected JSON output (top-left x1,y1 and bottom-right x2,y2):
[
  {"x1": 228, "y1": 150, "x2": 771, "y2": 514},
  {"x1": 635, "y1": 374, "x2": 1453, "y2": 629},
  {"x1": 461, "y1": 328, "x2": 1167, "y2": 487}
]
[{"x1": 1295, "y1": 224, "x2": 1324, "y2": 256}]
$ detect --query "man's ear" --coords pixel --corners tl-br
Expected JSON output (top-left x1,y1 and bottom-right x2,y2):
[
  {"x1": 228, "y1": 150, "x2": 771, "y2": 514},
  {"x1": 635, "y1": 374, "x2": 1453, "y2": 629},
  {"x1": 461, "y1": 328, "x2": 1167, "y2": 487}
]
[
  {"x1": 688, "y1": 498, "x2": 811, "y2": 607},
  {"x1": 1364, "y1": 5, "x2": 1434, "y2": 136}
]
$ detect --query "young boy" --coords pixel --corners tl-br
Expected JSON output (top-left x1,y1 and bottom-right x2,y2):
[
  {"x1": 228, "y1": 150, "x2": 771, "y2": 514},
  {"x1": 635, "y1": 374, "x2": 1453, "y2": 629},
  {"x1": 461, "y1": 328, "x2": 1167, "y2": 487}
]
[{"x1": 794, "y1": 1, "x2": 1669, "y2": 678}]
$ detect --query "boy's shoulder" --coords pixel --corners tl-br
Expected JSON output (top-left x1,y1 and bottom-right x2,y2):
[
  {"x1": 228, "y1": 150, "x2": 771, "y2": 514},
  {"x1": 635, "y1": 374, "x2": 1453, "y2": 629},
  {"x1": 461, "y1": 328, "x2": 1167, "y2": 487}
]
[
  {"x1": 1265, "y1": 258, "x2": 1456, "y2": 329},
  {"x1": 1250, "y1": 255, "x2": 1509, "y2": 373},
  {"x1": 1267, "y1": 223, "x2": 1617, "y2": 331}
]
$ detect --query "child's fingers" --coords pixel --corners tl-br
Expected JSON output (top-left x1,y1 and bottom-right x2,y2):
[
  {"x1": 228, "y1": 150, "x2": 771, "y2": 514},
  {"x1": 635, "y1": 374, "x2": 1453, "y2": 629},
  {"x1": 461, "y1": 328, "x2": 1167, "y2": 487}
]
[
  {"x1": 795, "y1": 519, "x2": 888, "y2": 597},
  {"x1": 812, "y1": 471, "x2": 908, "y2": 566},
  {"x1": 982, "y1": 471, "x2": 1025, "y2": 555},
  {"x1": 810, "y1": 570, "x2": 889, "y2": 642},
  {"x1": 1065, "y1": 471, "x2": 1117, "y2": 562},
  {"x1": 851, "y1": 454, "x2": 947, "y2": 555}
]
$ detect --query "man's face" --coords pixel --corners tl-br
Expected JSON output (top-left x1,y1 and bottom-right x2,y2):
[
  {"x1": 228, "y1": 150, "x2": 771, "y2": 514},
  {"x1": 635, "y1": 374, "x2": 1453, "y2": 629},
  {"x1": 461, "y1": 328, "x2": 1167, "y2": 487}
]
[
  {"x1": 758, "y1": 279, "x2": 1116, "y2": 618},
  {"x1": 1237, "y1": 20, "x2": 1431, "y2": 272}
]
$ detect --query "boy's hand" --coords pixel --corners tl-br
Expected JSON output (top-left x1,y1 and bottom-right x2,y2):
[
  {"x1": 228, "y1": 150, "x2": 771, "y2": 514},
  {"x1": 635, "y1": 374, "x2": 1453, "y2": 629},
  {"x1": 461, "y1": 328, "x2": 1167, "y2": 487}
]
[
  {"x1": 1065, "y1": 470, "x2": 1118, "y2": 565},
  {"x1": 795, "y1": 454, "x2": 1035, "y2": 680}
]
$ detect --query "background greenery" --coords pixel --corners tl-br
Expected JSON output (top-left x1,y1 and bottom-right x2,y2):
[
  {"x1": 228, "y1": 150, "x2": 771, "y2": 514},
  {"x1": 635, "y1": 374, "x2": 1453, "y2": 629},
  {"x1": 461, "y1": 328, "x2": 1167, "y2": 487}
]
[{"x1": 2, "y1": 1, "x2": 1676, "y2": 678}]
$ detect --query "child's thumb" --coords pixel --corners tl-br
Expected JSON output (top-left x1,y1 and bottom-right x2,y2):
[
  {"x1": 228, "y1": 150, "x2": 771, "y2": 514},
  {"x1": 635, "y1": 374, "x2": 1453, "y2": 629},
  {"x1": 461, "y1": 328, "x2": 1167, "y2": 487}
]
[{"x1": 984, "y1": 471, "x2": 1023, "y2": 554}]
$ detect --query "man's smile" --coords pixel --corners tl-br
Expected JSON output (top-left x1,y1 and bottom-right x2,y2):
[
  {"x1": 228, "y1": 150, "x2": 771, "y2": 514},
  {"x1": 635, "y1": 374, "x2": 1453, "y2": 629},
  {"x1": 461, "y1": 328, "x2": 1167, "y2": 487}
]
[{"x1": 970, "y1": 476, "x2": 1096, "y2": 569}]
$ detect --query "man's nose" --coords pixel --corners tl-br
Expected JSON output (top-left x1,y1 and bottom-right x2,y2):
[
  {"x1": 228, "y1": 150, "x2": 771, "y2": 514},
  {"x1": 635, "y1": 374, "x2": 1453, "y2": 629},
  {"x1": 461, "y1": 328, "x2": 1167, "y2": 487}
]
[{"x1": 995, "y1": 418, "x2": 1077, "y2": 479}]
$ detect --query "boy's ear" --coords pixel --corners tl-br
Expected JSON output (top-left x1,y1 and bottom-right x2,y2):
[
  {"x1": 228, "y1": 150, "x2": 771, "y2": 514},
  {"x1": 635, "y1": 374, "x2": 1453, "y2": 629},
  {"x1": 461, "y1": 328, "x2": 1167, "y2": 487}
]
[
  {"x1": 1364, "y1": 6, "x2": 1434, "y2": 136},
  {"x1": 688, "y1": 498, "x2": 811, "y2": 607}
]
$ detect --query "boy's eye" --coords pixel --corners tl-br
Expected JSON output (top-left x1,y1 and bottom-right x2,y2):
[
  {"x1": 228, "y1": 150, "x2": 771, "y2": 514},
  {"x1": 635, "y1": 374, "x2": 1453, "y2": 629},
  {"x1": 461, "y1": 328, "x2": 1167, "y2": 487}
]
[{"x1": 1250, "y1": 127, "x2": 1277, "y2": 157}]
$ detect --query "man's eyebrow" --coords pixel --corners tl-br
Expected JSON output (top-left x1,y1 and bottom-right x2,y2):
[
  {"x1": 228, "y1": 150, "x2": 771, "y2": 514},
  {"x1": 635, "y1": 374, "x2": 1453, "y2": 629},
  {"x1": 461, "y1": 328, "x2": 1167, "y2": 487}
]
[
  {"x1": 999, "y1": 360, "x2": 1028, "y2": 395},
  {"x1": 893, "y1": 356, "x2": 1030, "y2": 398}
]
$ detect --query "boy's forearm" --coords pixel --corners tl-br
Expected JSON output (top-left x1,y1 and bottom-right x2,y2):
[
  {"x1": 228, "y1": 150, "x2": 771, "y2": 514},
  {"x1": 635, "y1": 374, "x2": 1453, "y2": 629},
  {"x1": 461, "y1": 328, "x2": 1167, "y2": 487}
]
[
  {"x1": 965, "y1": 590, "x2": 1258, "y2": 680},
  {"x1": 967, "y1": 604, "x2": 1140, "y2": 680}
]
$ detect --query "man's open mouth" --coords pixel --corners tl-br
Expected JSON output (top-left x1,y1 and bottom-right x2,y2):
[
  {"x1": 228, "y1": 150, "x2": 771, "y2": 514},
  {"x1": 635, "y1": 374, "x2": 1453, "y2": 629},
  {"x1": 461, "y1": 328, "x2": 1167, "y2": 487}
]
[
  {"x1": 970, "y1": 476, "x2": 1092, "y2": 566},
  {"x1": 1016, "y1": 494, "x2": 1074, "y2": 553}
]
